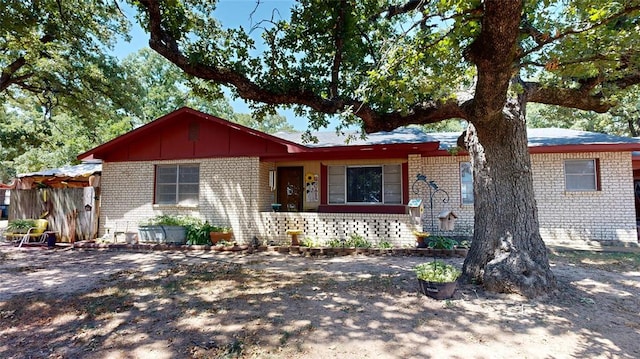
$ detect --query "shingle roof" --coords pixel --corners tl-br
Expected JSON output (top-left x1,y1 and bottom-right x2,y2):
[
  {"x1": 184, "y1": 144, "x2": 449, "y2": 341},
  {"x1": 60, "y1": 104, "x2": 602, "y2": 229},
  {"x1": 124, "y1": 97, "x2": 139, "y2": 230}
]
[
  {"x1": 274, "y1": 127, "x2": 640, "y2": 152},
  {"x1": 274, "y1": 126, "x2": 439, "y2": 147},
  {"x1": 417, "y1": 128, "x2": 640, "y2": 150}
]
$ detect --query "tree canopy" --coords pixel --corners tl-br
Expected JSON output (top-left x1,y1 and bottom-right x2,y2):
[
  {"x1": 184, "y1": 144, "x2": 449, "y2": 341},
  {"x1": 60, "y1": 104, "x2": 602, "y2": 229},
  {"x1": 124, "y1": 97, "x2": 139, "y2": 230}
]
[
  {"x1": 134, "y1": 0, "x2": 640, "y2": 130},
  {"x1": 0, "y1": 0, "x2": 140, "y2": 120},
  {"x1": 134, "y1": 0, "x2": 640, "y2": 298}
]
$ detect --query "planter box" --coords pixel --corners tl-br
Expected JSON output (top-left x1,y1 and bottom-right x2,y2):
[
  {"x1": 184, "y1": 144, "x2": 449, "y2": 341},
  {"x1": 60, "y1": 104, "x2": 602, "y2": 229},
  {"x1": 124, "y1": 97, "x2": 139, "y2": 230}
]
[
  {"x1": 162, "y1": 226, "x2": 186, "y2": 245},
  {"x1": 138, "y1": 226, "x2": 163, "y2": 243},
  {"x1": 418, "y1": 279, "x2": 457, "y2": 300},
  {"x1": 138, "y1": 225, "x2": 186, "y2": 245}
]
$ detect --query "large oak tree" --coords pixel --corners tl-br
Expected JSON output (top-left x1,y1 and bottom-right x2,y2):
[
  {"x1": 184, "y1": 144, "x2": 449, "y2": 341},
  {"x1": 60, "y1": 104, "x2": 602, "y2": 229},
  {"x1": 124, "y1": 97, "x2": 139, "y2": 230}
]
[{"x1": 134, "y1": 0, "x2": 640, "y2": 298}]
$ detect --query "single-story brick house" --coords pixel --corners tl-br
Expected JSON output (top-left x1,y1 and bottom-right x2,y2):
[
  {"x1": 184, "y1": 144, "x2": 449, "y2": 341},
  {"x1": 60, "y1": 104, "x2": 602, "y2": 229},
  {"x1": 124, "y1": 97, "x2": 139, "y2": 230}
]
[{"x1": 78, "y1": 107, "x2": 640, "y2": 246}]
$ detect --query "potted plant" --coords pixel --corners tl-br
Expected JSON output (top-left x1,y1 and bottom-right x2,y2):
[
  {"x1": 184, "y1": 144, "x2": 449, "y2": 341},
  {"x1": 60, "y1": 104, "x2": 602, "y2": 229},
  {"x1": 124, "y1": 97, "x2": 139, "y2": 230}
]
[
  {"x1": 413, "y1": 230, "x2": 430, "y2": 248},
  {"x1": 138, "y1": 214, "x2": 188, "y2": 245},
  {"x1": 6, "y1": 219, "x2": 37, "y2": 234},
  {"x1": 415, "y1": 260, "x2": 461, "y2": 300},
  {"x1": 209, "y1": 225, "x2": 233, "y2": 244}
]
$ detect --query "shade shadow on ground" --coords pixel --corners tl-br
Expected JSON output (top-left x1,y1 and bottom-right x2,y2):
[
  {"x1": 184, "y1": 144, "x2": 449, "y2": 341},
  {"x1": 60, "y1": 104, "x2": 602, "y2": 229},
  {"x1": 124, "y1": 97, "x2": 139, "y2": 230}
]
[{"x1": 0, "y1": 246, "x2": 638, "y2": 358}]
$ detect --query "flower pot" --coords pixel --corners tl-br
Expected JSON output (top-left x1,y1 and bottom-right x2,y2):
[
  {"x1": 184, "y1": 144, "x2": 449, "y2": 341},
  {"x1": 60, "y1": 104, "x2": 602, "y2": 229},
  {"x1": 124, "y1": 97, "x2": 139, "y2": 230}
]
[
  {"x1": 210, "y1": 232, "x2": 233, "y2": 245},
  {"x1": 418, "y1": 279, "x2": 457, "y2": 300},
  {"x1": 415, "y1": 236, "x2": 428, "y2": 248}
]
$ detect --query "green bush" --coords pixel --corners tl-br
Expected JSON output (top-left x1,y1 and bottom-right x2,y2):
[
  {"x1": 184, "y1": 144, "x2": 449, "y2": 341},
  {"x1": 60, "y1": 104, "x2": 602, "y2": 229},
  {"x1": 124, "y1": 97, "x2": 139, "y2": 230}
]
[
  {"x1": 7, "y1": 219, "x2": 36, "y2": 233},
  {"x1": 428, "y1": 236, "x2": 457, "y2": 250},
  {"x1": 184, "y1": 220, "x2": 233, "y2": 245},
  {"x1": 142, "y1": 214, "x2": 186, "y2": 226},
  {"x1": 415, "y1": 261, "x2": 461, "y2": 283},
  {"x1": 377, "y1": 240, "x2": 393, "y2": 249},
  {"x1": 300, "y1": 237, "x2": 322, "y2": 247},
  {"x1": 345, "y1": 233, "x2": 371, "y2": 248},
  {"x1": 325, "y1": 238, "x2": 342, "y2": 247}
]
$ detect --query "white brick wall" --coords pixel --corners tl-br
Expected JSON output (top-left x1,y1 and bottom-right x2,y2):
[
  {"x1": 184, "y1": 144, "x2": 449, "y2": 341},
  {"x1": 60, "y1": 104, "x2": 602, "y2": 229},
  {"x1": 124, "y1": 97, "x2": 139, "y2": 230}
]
[
  {"x1": 100, "y1": 157, "x2": 261, "y2": 242},
  {"x1": 532, "y1": 152, "x2": 636, "y2": 244},
  {"x1": 100, "y1": 151, "x2": 637, "y2": 246},
  {"x1": 414, "y1": 151, "x2": 637, "y2": 244}
]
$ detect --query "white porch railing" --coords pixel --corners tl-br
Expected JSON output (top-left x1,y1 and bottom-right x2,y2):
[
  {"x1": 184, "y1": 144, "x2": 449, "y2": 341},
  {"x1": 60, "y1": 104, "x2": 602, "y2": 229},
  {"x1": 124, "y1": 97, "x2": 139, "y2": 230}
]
[{"x1": 258, "y1": 212, "x2": 419, "y2": 247}]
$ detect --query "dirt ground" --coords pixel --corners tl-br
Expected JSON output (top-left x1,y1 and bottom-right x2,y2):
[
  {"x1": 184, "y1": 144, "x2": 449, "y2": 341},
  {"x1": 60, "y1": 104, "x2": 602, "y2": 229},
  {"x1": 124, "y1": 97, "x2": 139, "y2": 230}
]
[{"x1": 0, "y1": 243, "x2": 638, "y2": 359}]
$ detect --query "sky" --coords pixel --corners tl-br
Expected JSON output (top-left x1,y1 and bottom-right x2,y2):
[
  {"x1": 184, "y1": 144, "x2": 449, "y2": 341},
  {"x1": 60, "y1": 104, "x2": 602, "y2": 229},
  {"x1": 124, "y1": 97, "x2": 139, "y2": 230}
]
[{"x1": 112, "y1": 0, "x2": 341, "y2": 132}]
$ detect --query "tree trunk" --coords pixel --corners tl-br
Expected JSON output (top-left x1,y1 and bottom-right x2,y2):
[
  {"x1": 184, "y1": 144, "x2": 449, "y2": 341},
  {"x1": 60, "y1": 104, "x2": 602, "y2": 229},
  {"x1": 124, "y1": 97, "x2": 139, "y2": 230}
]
[{"x1": 461, "y1": 97, "x2": 556, "y2": 298}]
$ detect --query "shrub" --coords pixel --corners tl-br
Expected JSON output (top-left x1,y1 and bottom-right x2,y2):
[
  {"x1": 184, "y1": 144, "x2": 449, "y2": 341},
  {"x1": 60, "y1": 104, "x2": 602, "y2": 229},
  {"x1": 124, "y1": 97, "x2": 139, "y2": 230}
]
[
  {"x1": 415, "y1": 261, "x2": 461, "y2": 283},
  {"x1": 7, "y1": 219, "x2": 36, "y2": 233},
  {"x1": 428, "y1": 236, "x2": 457, "y2": 250},
  {"x1": 377, "y1": 240, "x2": 393, "y2": 249},
  {"x1": 345, "y1": 233, "x2": 371, "y2": 248}
]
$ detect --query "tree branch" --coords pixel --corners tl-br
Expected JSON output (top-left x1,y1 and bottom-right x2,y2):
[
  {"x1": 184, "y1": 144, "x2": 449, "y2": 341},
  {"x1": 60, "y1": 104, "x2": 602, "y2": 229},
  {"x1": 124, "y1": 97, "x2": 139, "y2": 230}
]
[
  {"x1": 381, "y1": 0, "x2": 423, "y2": 19},
  {"x1": 137, "y1": 0, "x2": 466, "y2": 133},
  {"x1": 613, "y1": 73, "x2": 640, "y2": 90},
  {"x1": 519, "y1": 5, "x2": 640, "y2": 60},
  {"x1": 524, "y1": 82, "x2": 611, "y2": 113},
  {"x1": 0, "y1": 57, "x2": 28, "y2": 93}
]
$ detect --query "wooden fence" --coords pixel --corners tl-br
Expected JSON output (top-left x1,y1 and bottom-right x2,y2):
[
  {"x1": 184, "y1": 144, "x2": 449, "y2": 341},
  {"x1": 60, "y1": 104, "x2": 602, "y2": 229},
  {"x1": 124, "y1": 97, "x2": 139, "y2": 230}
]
[{"x1": 8, "y1": 187, "x2": 99, "y2": 242}]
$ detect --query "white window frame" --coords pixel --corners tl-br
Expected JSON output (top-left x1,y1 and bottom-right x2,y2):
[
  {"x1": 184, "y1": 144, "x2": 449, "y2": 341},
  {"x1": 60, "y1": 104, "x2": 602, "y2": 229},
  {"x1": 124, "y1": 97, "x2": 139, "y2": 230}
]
[
  {"x1": 564, "y1": 159, "x2": 599, "y2": 192},
  {"x1": 154, "y1": 164, "x2": 200, "y2": 205},
  {"x1": 460, "y1": 162, "x2": 474, "y2": 205},
  {"x1": 328, "y1": 164, "x2": 402, "y2": 205}
]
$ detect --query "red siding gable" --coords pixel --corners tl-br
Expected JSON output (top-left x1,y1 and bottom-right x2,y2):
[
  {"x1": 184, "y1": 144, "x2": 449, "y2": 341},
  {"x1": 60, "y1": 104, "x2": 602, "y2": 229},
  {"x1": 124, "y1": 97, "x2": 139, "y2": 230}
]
[{"x1": 79, "y1": 108, "x2": 299, "y2": 162}]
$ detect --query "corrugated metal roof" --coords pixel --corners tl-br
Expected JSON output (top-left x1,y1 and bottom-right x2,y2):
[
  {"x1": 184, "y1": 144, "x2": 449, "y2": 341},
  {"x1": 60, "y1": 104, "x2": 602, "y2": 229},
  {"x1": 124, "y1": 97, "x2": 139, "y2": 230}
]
[{"x1": 18, "y1": 162, "x2": 101, "y2": 178}]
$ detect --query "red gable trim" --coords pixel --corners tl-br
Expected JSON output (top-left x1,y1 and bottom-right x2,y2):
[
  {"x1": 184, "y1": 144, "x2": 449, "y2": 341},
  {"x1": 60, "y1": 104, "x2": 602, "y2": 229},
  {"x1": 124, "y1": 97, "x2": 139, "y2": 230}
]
[{"x1": 77, "y1": 107, "x2": 307, "y2": 161}]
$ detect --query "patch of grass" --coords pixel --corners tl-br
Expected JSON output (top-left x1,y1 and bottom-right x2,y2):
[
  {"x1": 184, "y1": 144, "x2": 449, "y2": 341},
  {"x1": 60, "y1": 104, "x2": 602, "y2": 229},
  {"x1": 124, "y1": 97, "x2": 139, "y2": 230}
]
[
  {"x1": 279, "y1": 330, "x2": 291, "y2": 345},
  {"x1": 549, "y1": 250, "x2": 640, "y2": 271}
]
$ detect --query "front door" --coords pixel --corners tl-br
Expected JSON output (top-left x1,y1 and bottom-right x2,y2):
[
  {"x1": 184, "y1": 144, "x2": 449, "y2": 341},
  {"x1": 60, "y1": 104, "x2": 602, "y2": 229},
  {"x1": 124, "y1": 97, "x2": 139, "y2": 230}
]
[{"x1": 277, "y1": 167, "x2": 303, "y2": 212}]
